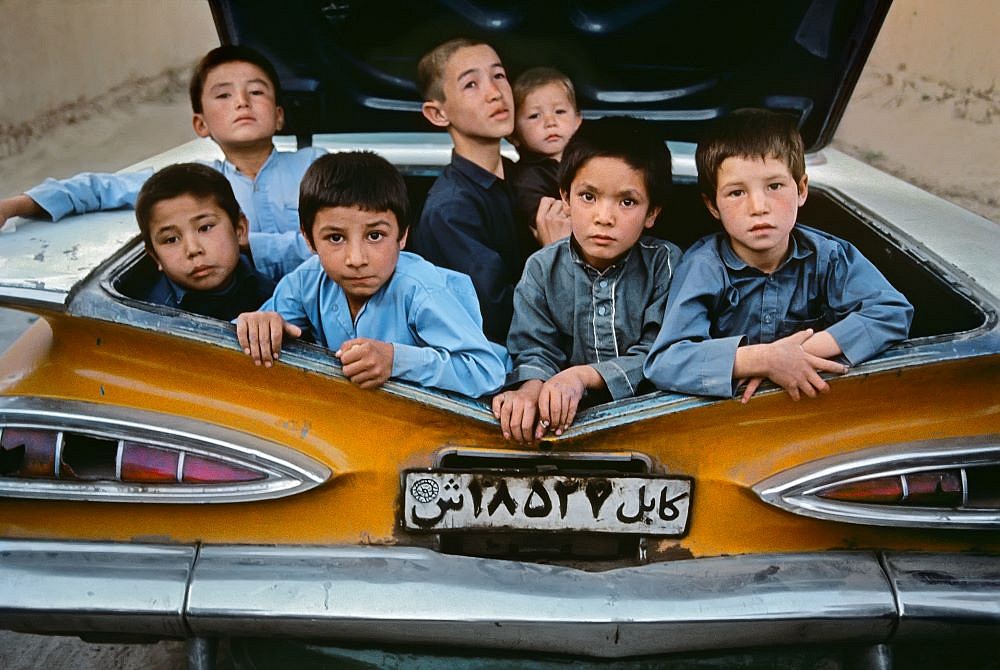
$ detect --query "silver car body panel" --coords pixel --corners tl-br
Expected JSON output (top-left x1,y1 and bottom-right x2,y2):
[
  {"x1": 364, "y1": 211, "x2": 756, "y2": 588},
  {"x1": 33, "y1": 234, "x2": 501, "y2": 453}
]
[{"x1": 1, "y1": 540, "x2": 997, "y2": 655}]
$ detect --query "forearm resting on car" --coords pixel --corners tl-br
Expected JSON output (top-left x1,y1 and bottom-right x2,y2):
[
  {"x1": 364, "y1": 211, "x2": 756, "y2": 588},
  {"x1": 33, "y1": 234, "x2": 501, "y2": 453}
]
[
  {"x1": 0, "y1": 195, "x2": 45, "y2": 232},
  {"x1": 734, "y1": 329, "x2": 847, "y2": 402}
]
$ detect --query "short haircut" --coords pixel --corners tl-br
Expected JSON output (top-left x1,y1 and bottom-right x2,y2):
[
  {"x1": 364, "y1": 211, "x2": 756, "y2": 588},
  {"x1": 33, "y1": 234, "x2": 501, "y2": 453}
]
[
  {"x1": 558, "y1": 117, "x2": 672, "y2": 212},
  {"x1": 513, "y1": 66, "x2": 578, "y2": 112},
  {"x1": 696, "y1": 108, "x2": 806, "y2": 202},
  {"x1": 298, "y1": 151, "x2": 409, "y2": 245},
  {"x1": 416, "y1": 37, "x2": 489, "y2": 102},
  {"x1": 189, "y1": 45, "x2": 282, "y2": 114},
  {"x1": 135, "y1": 163, "x2": 242, "y2": 250}
]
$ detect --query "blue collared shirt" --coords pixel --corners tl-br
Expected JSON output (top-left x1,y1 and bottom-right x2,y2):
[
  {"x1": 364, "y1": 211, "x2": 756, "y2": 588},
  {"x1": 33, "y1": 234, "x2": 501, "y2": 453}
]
[
  {"x1": 26, "y1": 145, "x2": 324, "y2": 280},
  {"x1": 507, "y1": 235, "x2": 681, "y2": 400},
  {"x1": 258, "y1": 251, "x2": 510, "y2": 398},
  {"x1": 409, "y1": 151, "x2": 522, "y2": 345},
  {"x1": 644, "y1": 225, "x2": 914, "y2": 397}
]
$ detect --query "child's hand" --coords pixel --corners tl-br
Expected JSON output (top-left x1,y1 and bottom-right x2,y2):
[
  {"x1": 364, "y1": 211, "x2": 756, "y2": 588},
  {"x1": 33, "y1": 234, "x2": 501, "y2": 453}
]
[
  {"x1": 533, "y1": 197, "x2": 571, "y2": 246},
  {"x1": 336, "y1": 338, "x2": 394, "y2": 389},
  {"x1": 235, "y1": 311, "x2": 301, "y2": 367},
  {"x1": 760, "y1": 330, "x2": 847, "y2": 401},
  {"x1": 492, "y1": 380, "x2": 543, "y2": 443},
  {"x1": 537, "y1": 366, "x2": 595, "y2": 437}
]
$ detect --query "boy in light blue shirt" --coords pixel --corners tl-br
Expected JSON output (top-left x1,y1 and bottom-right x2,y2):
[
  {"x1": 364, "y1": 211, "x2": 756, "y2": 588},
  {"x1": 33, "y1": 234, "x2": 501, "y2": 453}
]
[
  {"x1": 235, "y1": 151, "x2": 508, "y2": 398},
  {"x1": 0, "y1": 45, "x2": 319, "y2": 281},
  {"x1": 644, "y1": 109, "x2": 913, "y2": 401}
]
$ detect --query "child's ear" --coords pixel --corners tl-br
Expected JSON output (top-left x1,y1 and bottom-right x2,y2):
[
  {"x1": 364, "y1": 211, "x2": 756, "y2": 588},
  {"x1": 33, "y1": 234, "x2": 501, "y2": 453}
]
[
  {"x1": 145, "y1": 245, "x2": 163, "y2": 272},
  {"x1": 192, "y1": 113, "x2": 212, "y2": 139},
  {"x1": 797, "y1": 173, "x2": 809, "y2": 207},
  {"x1": 701, "y1": 193, "x2": 722, "y2": 221},
  {"x1": 275, "y1": 105, "x2": 285, "y2": 132},
  {"x1": 643, "y1": 206, "x2": 661, "y2": 229},
  {"x1": 398, "y1": 228, "x2": 409, "y2": 250},
  {"x1": 234, "y1": 214, "x2": 250, "y2": 249},
  {"x1": 560, "y1": 189, "x2": 570, "y2": 207},
  {"x1": 421, "y1": 100, "x2": 451, "y2": 129}
]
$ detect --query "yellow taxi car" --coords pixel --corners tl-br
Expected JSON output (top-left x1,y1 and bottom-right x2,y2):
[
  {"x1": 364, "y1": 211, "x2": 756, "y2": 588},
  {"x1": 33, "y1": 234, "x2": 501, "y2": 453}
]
[{"x1": 1, "y1": 1, "x2": 997, "y2": 667}]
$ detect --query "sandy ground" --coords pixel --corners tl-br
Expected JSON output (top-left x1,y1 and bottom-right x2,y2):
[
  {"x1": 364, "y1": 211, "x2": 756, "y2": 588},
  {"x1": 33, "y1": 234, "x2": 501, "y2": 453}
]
[{"x1": 0, "y1": 52, "x2": 998, "y2": 670}]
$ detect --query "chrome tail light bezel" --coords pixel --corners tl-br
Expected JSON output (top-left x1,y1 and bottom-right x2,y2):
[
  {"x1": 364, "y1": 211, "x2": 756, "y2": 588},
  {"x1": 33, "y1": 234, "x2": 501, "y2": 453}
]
[
  {"x1": 753, "y1": 435, "x2": 1000, "y2": 529},
  {"x1": 0, "y1": 396, "x2": 331, "y2": 503}
]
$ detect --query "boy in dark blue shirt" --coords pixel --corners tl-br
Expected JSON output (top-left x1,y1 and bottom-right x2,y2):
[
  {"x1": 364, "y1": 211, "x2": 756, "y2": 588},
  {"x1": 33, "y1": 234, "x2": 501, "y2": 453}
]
[
  {"x1": 644, "y1": 109, "x2": 913, "y2": 401},
  {"x1": 135, "y1": 162, "x2": 274, "y2": 320},
  {"x1": 408, "y1": 38, "x2": 521, "y2": 345}
]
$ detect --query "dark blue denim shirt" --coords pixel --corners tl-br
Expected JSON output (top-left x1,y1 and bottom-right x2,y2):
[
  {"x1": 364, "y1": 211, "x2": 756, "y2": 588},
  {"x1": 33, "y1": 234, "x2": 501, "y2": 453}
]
[
  {"x1": 506, "y1": 235, "x2": 681, "y2": 400},
  {"x1": 644, "y1": 225, "x2": 914, "y2": 397}
]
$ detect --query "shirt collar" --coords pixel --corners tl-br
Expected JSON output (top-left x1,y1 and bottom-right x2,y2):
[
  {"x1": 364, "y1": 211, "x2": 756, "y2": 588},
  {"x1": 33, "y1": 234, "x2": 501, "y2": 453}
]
[
  {"x1": 568, "y1": 235, "x2": 634, "y2": 278},
  {"x1": 719, "y1": 226, "x2": 813, "y2": 273},
  {"x1": 220, "y1": 145, "x2": 277, "y2": 178},
  {"x1": 450, "y1": 151, "x2": 504, "y2": 189}
]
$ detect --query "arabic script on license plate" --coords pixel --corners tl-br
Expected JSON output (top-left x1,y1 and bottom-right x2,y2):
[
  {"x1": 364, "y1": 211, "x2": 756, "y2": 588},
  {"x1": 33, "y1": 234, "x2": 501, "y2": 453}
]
[{"x1": 403, "y1": 470, "x2": 692, "y2": 535}]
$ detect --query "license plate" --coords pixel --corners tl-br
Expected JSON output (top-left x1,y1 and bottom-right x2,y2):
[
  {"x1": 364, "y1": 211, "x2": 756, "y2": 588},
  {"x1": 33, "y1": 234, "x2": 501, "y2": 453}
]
[{"x1": 403, "y1": 470, "x2": 692, "y2": 535}]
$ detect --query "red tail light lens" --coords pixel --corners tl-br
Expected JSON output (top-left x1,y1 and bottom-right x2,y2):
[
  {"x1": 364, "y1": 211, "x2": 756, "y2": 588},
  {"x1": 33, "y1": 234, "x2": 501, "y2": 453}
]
[
  {"x1": 120, "y1": 443, "x2": 179, "y2": 482},
  {"x1": 818, "y1": 470, "x2": 966, "y2": 507},
  {"x1": 817, "y1": 476, "x2": 903, "y2": 503},
  {"x1": 0, "y1": 428, "x2": 58, "y2": 477},
  {"x1": 182, "y1": 454, "x2": 264, "y2": 483}
]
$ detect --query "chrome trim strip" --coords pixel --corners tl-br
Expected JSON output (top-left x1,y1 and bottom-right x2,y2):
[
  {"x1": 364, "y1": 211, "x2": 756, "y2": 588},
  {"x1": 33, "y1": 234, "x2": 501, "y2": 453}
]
[
  {"x1": 53, "y1": 430, "x2": 63, "y2": 478},
  {"x1": 0, "y1": 396, "x2": 332, "y2": 503},
  {"x1": 114, "y1": 439, "x2": 124, "y2": 480},
  {"x1": 753, "y1": 435, "x2": 1000, "y2": 529},
  {"x1": 0, "y1": 539, "x2": 194, "y2": 636},
  {"x1": 883, "y1": 552, "x2": 1000, "y2": 638},
  {"x1": 185, "y1": 547, "x2": 895, "y2": 657}
]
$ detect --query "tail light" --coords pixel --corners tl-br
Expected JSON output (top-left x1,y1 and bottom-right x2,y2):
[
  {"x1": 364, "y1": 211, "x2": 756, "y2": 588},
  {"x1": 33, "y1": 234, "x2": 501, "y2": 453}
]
[
  {"x1": 753, "y1": 436, "x2": 1000, "y2": 529},
  {"x1": 0, "y1": 396, "x2": 330, "y2": 503}
]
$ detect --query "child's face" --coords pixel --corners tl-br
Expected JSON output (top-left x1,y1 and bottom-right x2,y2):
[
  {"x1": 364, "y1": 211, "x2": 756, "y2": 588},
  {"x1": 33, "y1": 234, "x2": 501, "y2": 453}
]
[
  {"x1": 193, "y1": 61, "x2": 284, "y2": 150},
  {"x1": 562, "y1": 156, "x2": 659, "y2": 271},
  {"x1": 423, "y1": 45, "x2": 514, "y2": 141},
  {"x1": 307, "y1": 206, "x2": 407, "y2": 318},
  {"x1": 515, "y1": 82, "x2": 581, "y2": 160},
  {"x1": 704, "y1": 155, "x2": 808, "y2": 271},
  {"x1": 148, "y1": 195, "x2": 247, "y2": 292}
]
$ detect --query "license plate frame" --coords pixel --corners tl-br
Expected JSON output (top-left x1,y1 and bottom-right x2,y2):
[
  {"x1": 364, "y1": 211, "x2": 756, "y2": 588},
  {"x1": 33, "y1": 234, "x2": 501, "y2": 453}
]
[{"x1": 402, "y1": 469, "x2": 692, "y2": 536}]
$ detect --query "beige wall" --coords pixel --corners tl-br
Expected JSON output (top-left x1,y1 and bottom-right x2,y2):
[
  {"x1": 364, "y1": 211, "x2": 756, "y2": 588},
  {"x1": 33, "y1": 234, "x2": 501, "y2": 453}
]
[
  {"x1": 867, "y1": 0, "x2": 999, "y2": 90},
  {"x1": 0, "y1": 0, "x2": 217, "y2": 123}
]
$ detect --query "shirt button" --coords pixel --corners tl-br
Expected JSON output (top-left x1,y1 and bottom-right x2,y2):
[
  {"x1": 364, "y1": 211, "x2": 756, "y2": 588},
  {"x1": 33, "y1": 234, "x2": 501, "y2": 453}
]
[
  {"x1": 764, "y1": 314, "x2": 772, "y2": 324},
  {"x1": 599, "y1": 280, "x2": 608, "y2": 288},
  {"x1": 598, "y1": 306, "x2": 607, "y2": 316}
]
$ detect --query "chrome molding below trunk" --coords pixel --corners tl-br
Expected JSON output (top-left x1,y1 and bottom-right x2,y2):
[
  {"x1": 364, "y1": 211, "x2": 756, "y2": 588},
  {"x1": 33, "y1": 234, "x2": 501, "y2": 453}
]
[{"x1": 0, "y1": 541, "x2": 996, "y2": 656}]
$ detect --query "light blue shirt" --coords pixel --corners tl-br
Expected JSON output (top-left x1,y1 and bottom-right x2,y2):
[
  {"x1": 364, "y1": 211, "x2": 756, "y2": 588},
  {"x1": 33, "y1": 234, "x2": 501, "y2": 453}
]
[
  {"x1": 259, "y1": 251, "x2": 510, "y2": 398},
  {"x1": 644, "y1": 225, "x2": 913, "y2": 398},
  {"x1": 25, "y1": 145, "x2": 324, "y2": 280}
]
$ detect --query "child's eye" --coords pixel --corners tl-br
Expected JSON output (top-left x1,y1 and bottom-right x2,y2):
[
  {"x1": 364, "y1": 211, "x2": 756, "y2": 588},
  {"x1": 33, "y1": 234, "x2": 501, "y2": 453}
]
[
  {"x1": 768, "y1": 182, "x2": 784, "y2": 191},
  {"x1": 367, "y1": 231, "x2": 386, "y2": 242},
  {"x1": 326, "y1": 234, "x2": 344, "y2": 243},
  {"x1": 726, "y1": 189, "x2": 744, "y2": 198},
  {"x1": 214, "y1": 92, "x2": 230, "y2": 100},
  {"x1": 198, "y1": 223, "x2": 215, "y2": 233},
  {"x1": 555, "y1": 108, "x2": 567, "y2": 115},
  {"x1": 159, "y1": 235, "x2": 178, "y2": 245},
  {"x1": 621, "y1": 198, "x2": 637, "y2": 208},
  {"x1": 579, "y1": 192, "x2": 595, "y2": 203},
  {"x1": 494, "y1": 70, "x2": 507, "y2": 80},
  {"x1": 527, "y1": 112, "x2": 540, "y2": 120},
  {"x1": 463, "y1": 80, "x2": 477, "y2": 90}
]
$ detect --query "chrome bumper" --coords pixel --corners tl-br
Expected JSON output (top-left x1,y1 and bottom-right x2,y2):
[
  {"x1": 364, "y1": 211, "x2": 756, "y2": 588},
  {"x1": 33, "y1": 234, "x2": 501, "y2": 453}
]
[{"x1": 0, "y1": 540, "x2": 997, "y2": 657}]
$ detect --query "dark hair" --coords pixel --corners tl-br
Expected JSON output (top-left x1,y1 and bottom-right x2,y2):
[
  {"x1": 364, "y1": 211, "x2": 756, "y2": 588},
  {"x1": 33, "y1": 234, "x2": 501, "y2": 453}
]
[
  {"x1": 416, "y1": 37, "x2": 490, "y2": 102},
  {"x1": 696, "y1": 108, "x2": 806, "y2": 203},
  {"x1": 189, "y1": 45, "x2": 282, "y2": 114},
  {"x1": 298, "y1": 151, "x2": 409, "y2": 244},
  {"x1": 135, "y1": 163, "x2": 242, "y2": 249},
  {"x1": 513, "y1": 66, "x2": 578, "y2": 112},
  {"x1": 558, "y1": 117, "x2": 672, "y2": 211}
]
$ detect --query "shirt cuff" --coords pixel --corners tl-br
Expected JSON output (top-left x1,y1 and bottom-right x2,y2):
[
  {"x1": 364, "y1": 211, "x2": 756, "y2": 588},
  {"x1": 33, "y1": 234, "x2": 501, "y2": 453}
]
[
  {"x1": 591, "y1": 360, "x2": 637, "y2": 400},
  {"x1": 825, "y1": 317, "x2": 871, "y2": 365}
]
